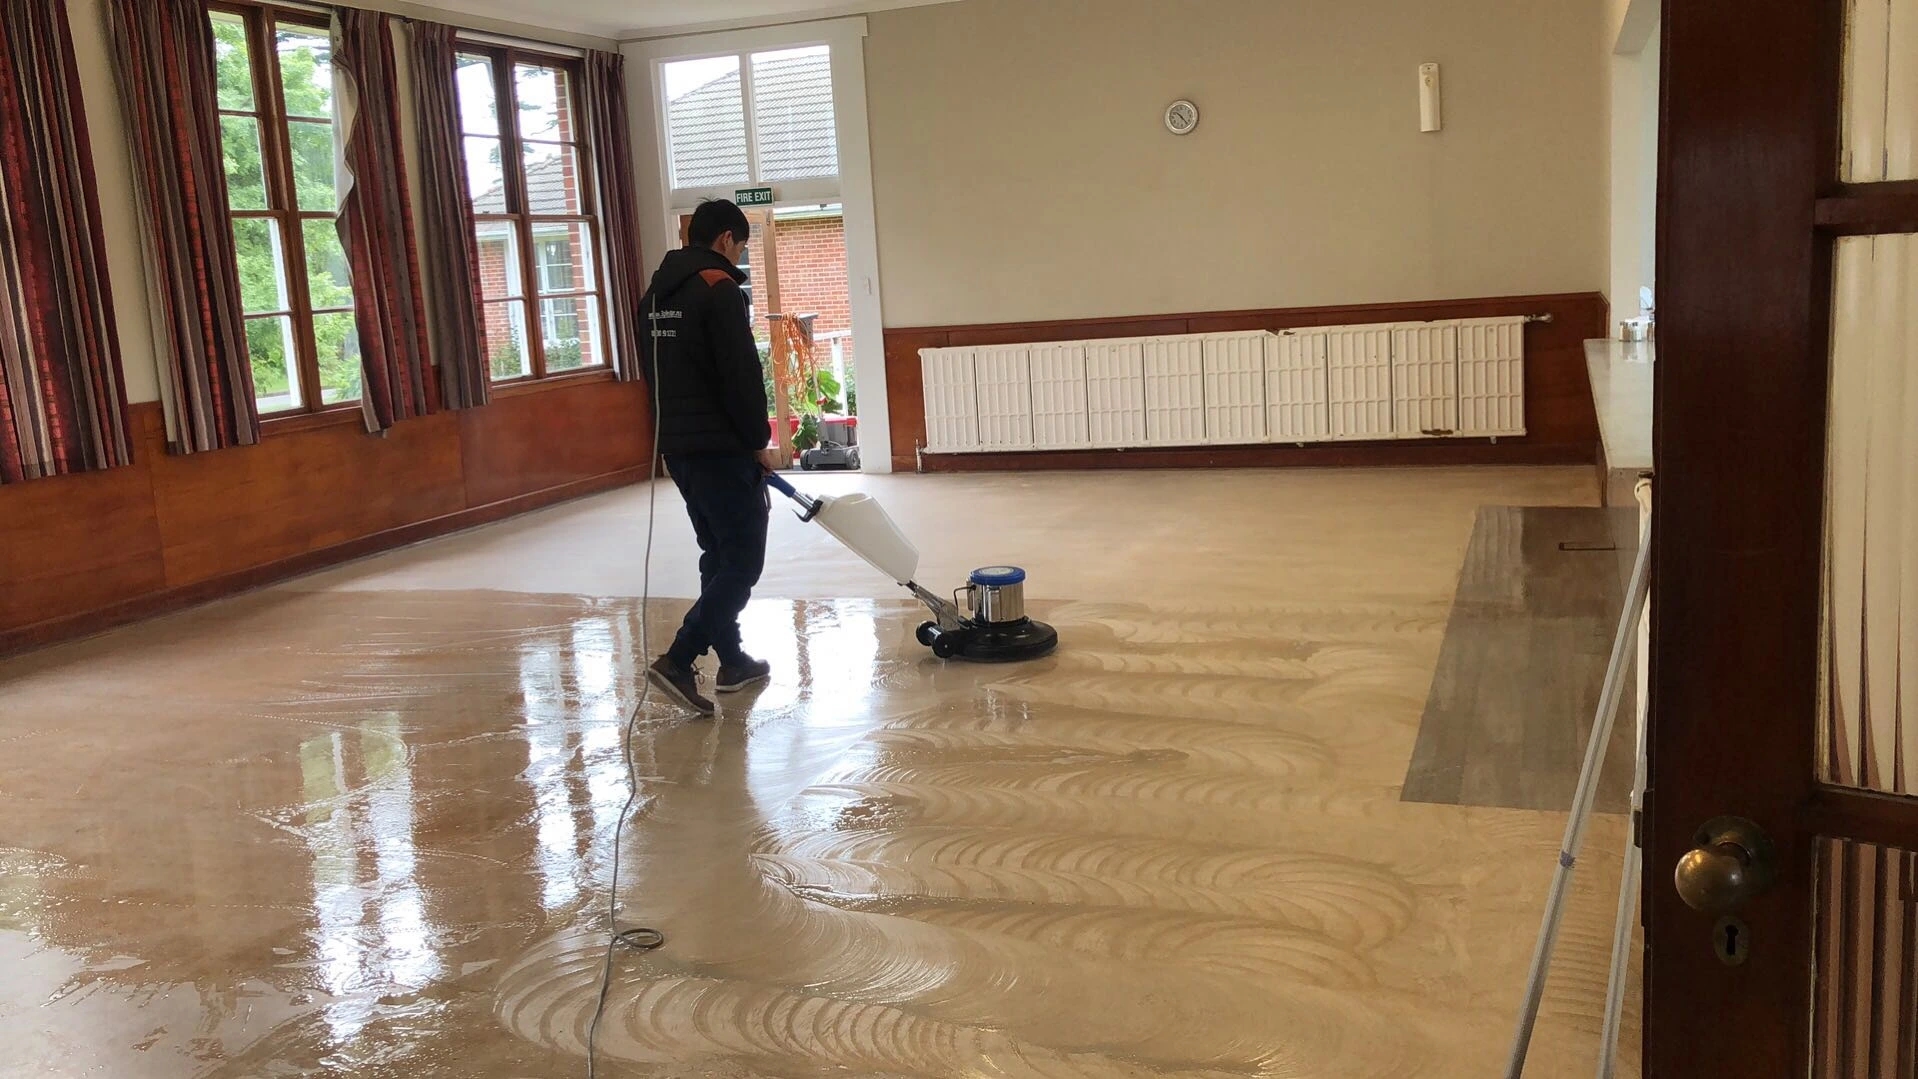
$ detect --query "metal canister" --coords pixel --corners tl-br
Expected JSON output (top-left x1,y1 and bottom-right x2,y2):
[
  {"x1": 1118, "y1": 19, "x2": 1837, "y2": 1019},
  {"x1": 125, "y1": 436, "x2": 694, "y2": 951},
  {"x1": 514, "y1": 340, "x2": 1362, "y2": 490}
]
[{"x1": 966, "y1": 566, "x2": 1027, "y2": 624}]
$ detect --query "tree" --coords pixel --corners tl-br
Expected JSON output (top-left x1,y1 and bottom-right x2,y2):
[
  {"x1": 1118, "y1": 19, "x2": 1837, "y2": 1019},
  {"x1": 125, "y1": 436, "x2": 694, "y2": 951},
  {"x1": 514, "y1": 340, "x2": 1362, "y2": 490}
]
[{"x1": 212, "y1": 19, "x2": 360, "y2": 406}]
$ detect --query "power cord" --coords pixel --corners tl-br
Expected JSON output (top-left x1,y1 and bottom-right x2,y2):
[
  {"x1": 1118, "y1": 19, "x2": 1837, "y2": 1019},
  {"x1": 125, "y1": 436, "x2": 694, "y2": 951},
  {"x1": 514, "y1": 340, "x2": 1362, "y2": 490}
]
[{"x1": 584, "y1": 295, "x2": 671, "y2": 1078}]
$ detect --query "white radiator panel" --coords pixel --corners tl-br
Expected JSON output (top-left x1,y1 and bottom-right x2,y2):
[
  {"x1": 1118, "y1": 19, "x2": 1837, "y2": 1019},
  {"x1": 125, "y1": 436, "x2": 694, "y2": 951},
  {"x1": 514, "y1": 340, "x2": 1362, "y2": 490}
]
[
  {"x1": 1456, "y1": 317, "x2": 1527, "y2": 436},
  {"x1": 919, "y1": 346, "x2": 979, "y2": 453},
  {"x1": 1028, "y1": 342, "x2": 1091, "y2": 450},
  {"x1": 1325, "y1": 325, "x2": 1396, "y2": 441},
  {"x1": 1143, "y1": 338, "x2": 1207, "y2": 446},
  {"x1": 1392, "y1": 324, "x2": 1460, "y2": 437},
  {"x1": 1085, "y1": 339, "x2": 1147, "y2": 448},
  {"x1": 1266, "y1": 332, "x2": 1330, "y2": 443},
  {"x1": 1201, "y1": 332, "x2": 1268, "y2": 444},
  {"x1": 974, "y1": 345, "x2": 1034, "y2": 450}
]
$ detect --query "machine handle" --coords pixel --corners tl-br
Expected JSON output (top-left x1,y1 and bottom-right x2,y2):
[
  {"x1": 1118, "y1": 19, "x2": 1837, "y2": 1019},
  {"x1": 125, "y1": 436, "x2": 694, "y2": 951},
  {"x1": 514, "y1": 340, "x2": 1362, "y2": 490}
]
[
  {"x1": 763, "y1": 470, "x2": 823, "y2": 522},
  {"x1": 764, "y1": 471, "x2": 800, "y2": 499}
]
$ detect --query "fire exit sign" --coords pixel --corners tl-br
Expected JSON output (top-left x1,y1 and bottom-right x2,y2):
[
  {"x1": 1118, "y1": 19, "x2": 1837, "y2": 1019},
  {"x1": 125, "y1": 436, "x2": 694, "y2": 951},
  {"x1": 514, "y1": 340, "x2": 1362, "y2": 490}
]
[{"x1": 735, "y1": 187, "x2": 775, "y2": 207}]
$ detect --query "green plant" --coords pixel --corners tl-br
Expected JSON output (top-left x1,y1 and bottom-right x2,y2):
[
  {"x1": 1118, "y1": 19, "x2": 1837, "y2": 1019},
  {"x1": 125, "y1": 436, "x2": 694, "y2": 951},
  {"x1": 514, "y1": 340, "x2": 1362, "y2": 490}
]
[{"x1": 794, "y1": 413, "x2": 822, "y2": 452}]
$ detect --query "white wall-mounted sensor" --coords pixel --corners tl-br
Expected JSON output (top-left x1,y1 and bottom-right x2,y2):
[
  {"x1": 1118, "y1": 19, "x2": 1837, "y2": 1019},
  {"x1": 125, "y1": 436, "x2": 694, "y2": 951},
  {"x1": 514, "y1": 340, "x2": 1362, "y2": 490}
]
[{"x1": 1419, "y1": 63, "x2": 1442, "y2": 132}]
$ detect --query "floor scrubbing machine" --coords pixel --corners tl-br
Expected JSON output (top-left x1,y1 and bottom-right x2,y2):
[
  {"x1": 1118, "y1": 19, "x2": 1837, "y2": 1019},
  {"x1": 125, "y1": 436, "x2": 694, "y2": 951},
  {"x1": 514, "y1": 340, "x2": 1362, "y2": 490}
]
[{"x1": 766, "y1": 473, "x2": 1059, "y2": 662}]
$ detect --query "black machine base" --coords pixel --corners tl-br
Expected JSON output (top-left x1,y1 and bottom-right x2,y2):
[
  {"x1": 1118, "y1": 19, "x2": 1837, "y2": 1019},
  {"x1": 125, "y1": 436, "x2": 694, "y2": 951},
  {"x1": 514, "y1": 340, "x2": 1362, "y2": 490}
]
[{"x1": 914, "y1": 617, "x2": 1060, "y2": 662}]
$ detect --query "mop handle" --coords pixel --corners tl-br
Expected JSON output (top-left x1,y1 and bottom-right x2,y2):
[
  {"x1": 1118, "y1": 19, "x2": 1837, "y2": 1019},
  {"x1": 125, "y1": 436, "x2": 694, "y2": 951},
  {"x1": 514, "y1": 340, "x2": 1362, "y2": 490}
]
[{"x1": 763, "y1": 470, "x2": 823, "y2": 521}]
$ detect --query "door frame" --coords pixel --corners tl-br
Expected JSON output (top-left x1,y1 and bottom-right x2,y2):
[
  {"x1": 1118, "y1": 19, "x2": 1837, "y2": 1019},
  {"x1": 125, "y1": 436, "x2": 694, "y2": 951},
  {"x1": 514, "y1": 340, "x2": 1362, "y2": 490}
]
[
  {"x1": 1650, "y1": 0, "x2": 1918, "y2": 1074},
  {"x1": 622, "y1": 17, "x2": 893, "y2": 472}
]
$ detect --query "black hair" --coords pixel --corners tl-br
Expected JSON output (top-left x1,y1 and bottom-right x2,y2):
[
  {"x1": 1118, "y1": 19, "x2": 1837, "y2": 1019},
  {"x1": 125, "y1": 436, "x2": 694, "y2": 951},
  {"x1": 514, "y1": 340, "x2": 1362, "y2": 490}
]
[{"x1": 687, "y1": 199, "x2": 751, "y2": 247}]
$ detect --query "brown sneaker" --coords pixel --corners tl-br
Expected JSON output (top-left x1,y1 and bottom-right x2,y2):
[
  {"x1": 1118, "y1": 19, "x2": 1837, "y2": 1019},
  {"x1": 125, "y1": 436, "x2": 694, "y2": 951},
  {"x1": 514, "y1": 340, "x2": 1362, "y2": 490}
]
[
  {"x1": 715, "y1": 656, "x2": 772, "y2": 693},
  {"x1": 647, "y1": 657, "x2": 714, "y2": 715}
]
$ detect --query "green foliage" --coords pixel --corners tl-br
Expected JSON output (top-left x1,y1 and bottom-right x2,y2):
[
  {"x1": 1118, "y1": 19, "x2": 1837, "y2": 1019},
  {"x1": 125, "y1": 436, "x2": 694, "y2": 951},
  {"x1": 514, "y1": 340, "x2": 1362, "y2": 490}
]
[
  {"x1": 794, "y1": 413, "x2": 821, "y2": 452},
  {"x1": 490, "y1": 338, "x2": 524, "y2": 380}
]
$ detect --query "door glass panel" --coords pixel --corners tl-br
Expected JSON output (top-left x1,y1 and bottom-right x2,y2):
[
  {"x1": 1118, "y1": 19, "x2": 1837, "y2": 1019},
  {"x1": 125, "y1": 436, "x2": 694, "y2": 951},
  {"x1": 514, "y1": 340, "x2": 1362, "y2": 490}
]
[
  {"x1": 1812, "y1": 837, "x2": 1918, "y2": 1077},
  {"x1": 1822, "y1": 236, "x2": 1918, "y2": 795},
  {"x1": 663, "y1": 55, "x2": 747, "y2": 189},
  {"x1": 751, "y1": 46, "x2": 838, "y2": 181},
  {"x1": 1843, "y1": 0, "x2": 1918, "y2": 180}
]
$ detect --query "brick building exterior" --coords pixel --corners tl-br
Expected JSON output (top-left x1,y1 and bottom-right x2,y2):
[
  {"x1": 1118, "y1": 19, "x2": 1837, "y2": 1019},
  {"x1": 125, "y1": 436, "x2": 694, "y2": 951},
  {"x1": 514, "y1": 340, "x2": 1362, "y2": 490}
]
[{"x1": 737, "y1": 208, "x2": 853, "y2": 406}]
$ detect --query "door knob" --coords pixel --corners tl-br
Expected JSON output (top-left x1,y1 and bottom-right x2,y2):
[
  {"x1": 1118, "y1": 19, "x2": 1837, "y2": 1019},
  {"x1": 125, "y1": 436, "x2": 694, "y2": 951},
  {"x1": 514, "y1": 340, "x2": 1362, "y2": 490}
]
[{"x1": 1674, "y1": 816, "x2": 1777, "y2": 914}]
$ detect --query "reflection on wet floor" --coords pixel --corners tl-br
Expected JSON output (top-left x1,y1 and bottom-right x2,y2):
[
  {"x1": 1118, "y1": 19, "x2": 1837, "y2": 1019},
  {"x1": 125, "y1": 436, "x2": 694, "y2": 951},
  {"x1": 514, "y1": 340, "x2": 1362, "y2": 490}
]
[{"x1": 0, "y1": 589, "x2": 1634, "y2": 1077}]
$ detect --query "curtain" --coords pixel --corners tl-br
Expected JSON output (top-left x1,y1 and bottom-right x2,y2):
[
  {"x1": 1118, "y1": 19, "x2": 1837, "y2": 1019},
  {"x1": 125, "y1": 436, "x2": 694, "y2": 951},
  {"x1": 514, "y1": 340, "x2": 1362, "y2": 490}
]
[
  {"x1": 582, "y1": 50, "x2": 646, "y2": 382},
  {"x1": 105, "y1": 0, "x2": 257, "y2": 454},
  {"x1": 333, "y1": 8, "x2": 435, "y2": 432},
  {"x1": 0, "y1": 0, "x2": 133, "y2": 483},
  {"x1": 407, "y1": 20, "x2": 488, "y2": 409}
]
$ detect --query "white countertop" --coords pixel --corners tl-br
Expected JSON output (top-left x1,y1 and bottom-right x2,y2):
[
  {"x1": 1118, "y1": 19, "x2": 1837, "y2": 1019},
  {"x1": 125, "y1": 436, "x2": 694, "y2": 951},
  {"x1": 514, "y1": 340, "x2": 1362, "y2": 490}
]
[{"x1": 1585, "y1": 338, "x2": 1653, "y2": 474}]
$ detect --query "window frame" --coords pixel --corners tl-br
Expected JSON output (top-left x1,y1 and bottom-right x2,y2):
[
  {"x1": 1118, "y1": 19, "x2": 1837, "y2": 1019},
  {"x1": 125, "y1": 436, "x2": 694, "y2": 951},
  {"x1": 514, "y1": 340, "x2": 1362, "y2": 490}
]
[
  {"x1": 211, "y1": 0, "x2": 355, "y2": 420},
  {"x1": 456, "y1": 42, "x2": 613, "y2": 386}
]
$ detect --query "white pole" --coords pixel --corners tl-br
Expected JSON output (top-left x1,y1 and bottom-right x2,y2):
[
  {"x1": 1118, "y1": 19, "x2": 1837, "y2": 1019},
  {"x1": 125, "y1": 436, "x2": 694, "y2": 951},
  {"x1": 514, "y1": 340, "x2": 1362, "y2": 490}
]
[
  {"x1": 1504, "y1": 524, "x2": 1652, "y2": 1079},
  {"x1": 1595, "y1": 479, "x2": 1656, "y2": 1079}
]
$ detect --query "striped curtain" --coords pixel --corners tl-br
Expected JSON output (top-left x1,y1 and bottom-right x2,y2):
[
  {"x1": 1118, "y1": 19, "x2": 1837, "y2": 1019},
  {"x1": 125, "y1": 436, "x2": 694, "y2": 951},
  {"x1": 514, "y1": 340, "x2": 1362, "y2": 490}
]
[
  {"x1": 582, "y1": 50, "x2": 646, "y2": 382},
  {"x1": 105, "y1": 0, "x2": 258, "y2": 454},
  {"x1": 0, "y1": 0, "x2": 133, "y2": 483},
  {"x1": 408, "y1": 20, "x2": 488, "y2": 409},
  {"x1": 333, "y1": 8, "x2": 435, "y2": 432}
]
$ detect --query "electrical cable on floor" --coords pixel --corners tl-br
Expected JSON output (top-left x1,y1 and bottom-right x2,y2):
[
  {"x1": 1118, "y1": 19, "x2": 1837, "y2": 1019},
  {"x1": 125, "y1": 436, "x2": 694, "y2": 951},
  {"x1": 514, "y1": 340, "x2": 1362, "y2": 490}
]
[{"x1": 584, "y1": 299, "x2": 671, "y2": 1079}]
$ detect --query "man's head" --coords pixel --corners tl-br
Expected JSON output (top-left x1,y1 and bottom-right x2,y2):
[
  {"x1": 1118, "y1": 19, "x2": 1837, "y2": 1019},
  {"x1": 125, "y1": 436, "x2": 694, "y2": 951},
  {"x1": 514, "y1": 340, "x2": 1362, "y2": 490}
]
[{"x1": 688, "y1": 199, "x2": 751, "y2": 265}]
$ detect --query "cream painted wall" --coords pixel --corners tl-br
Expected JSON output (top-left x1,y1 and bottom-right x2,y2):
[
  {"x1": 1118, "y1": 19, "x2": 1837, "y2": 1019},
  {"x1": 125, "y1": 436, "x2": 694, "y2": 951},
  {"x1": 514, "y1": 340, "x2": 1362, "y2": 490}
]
[
  {"x1": 864, "y1": 0, "x2": 1609, "y2": 328},
  {"x1": 66, "y1": 0, "x2": 162, "y2": 404},
  {"x1": 1608, "y1": 22, "x2": 1659, "y2": 320},
  {"x1": 54, "y1": 0, "x2": 617, "y2": 407}
]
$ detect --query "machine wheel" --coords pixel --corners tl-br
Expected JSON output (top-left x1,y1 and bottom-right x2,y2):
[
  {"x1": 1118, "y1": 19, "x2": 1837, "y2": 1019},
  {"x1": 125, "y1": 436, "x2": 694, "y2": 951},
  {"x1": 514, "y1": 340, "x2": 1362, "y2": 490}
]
[
  {"x1": 800, "y1": 455, "x2": 816, "y2": 471},
  {"x1": 931, "y1": 634, "x2": 960, "y2": 659},
  {"x1": 915, "y1": 621, "x2": 938, "y2": 647},
  {"x1": 848, "y1": 447, "x2": 862, "y2": 470}
]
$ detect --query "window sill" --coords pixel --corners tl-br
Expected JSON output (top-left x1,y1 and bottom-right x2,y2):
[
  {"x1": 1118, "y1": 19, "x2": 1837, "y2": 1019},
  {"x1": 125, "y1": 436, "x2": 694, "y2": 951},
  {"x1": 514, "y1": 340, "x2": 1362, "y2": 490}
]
[
  {"x1": 260, "y1": 405, "x2": 363, "y2": 437},
  {"x1": 490, "y1": 367, "x2": 618, "y2": 399}
]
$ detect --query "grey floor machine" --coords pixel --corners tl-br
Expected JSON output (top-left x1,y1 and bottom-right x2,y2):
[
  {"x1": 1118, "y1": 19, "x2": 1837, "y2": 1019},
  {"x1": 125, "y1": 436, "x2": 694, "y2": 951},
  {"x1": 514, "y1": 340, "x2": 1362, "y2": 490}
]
[{"x1": 765, "y1": 473, "x2": 1059, "y2": 662}]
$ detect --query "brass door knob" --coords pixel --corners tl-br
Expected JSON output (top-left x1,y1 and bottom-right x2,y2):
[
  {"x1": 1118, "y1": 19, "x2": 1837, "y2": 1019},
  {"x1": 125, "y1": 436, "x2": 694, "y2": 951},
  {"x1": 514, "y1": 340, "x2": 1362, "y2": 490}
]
[{"x1": 1674, "y1": 816, "x2": 1777, "y2": 914}]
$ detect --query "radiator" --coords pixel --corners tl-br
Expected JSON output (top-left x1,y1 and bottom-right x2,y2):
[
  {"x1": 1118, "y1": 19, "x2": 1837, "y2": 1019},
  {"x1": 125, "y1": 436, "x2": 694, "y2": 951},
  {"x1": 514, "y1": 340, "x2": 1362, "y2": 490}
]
[
  {"x1": 1029, "y1": 342, "x2": 1091, "y2": 450},
  {"x1": 1142, "y1": 337, "x2": 1206, "y2": 446},
  {"x1": 974, "y1": 345, "x2": 1034, "y2": 451},
  {"x1": 1085, "y1": 339, "x2": 1147, "y2": 448},
  {"x1": 918, "y1": 315, "x2": 1527, "y2": 455},
  {"x1": 1202, "y1": 332, "x2": 1269, "y2": 445}
]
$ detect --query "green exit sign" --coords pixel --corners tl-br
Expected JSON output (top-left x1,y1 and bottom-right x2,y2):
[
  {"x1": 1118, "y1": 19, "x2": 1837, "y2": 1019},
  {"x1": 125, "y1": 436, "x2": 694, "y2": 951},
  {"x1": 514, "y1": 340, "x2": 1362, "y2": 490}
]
[{"x1": 735, "y1": 187, "x2": 775, "y2": 207}]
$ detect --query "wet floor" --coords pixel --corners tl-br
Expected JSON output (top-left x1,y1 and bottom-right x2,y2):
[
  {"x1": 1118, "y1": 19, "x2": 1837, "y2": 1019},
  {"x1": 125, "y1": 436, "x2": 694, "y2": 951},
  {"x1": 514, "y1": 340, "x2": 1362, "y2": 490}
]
[{"x1": 0, "y1": 581, "x2": 1634, "y2": 1077}]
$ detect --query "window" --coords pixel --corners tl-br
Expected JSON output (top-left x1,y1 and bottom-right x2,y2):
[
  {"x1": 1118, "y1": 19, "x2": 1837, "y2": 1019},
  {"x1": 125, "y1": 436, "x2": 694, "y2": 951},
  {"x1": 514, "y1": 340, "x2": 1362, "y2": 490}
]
[
  {"x1": 211, "y1": 5, "x2": 359, "y2": 416},
  {"x1": 661, "y1": 44, "x2": 837, "y2": 200},
  {"x1": 456, "y1": 47, "x2": 608, "y2": 382}
]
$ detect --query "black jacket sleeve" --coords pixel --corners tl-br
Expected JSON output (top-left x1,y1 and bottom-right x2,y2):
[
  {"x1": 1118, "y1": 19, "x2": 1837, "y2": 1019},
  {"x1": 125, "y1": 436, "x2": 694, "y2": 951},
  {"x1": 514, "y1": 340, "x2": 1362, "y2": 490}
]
[{"x1": 704, "y1": 279, "x2": 771, "y2": 452}]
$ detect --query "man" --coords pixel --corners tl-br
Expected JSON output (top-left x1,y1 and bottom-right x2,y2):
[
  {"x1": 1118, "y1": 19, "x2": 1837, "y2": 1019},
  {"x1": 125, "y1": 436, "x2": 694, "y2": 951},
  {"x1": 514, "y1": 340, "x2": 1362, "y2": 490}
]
[{"x1": 637, "y1": 199, "x2": 784, "y2": 715}]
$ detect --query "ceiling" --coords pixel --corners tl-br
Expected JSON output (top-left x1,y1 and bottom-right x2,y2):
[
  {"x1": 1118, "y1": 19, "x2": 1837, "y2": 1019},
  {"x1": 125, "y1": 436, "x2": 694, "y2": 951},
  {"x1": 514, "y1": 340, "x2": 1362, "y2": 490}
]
[{"x1": 432, "y1": 0, "x2": 957, "y2": 41}]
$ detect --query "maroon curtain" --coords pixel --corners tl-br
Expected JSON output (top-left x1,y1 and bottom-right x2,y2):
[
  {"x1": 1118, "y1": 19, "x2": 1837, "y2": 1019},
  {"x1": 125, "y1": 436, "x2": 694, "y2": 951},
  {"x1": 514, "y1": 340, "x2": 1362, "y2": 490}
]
[
  {"x1": 0, "y1": 0, "x2": 133, "y2": 483},
  {"x1": 582, "y1": 50, "x2": 646, "y2": 382},
  {"x1": 334, "y1": 9, "x2": 435, "y2": 431},
  {"x1": 105, "y1": 0, "x2": 257, "y2": 454},
  {"x1": 407, "y1": 20, "x2": 488, "y2": 410}
]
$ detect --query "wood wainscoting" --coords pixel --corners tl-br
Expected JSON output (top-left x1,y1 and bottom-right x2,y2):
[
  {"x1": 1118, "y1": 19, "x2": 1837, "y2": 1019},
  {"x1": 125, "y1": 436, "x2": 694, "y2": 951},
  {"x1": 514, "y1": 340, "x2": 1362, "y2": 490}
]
[
  {"x1": 0, "y1": 375, "x2": 651, "y2": 655},
  {"x1": 883, "y1": 292, "x2": 1607, "y2": 473}
]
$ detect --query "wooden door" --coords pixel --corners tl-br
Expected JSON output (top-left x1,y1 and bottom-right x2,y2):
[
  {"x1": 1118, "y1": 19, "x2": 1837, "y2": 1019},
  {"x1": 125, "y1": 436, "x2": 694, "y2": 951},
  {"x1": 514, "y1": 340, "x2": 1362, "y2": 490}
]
[{"x1": 1651, "y1": 1, "x2": 1918, "y2": 1075}]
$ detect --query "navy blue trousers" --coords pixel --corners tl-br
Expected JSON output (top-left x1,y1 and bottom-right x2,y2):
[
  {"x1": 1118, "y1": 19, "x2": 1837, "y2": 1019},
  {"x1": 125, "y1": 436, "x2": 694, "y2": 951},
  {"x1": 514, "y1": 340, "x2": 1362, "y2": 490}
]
[{"x1": 663, "y1": 453, "x2": 769, "y2": 668}]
